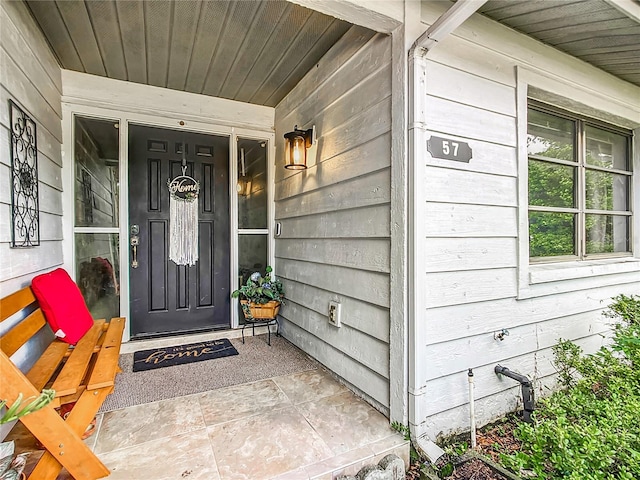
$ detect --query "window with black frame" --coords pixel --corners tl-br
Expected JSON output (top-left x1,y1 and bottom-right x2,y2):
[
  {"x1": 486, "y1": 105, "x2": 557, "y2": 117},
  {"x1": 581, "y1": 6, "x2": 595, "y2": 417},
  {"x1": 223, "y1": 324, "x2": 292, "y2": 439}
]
[{"x1": 527, "y1": 102, "x2": 633, "y2": 261}]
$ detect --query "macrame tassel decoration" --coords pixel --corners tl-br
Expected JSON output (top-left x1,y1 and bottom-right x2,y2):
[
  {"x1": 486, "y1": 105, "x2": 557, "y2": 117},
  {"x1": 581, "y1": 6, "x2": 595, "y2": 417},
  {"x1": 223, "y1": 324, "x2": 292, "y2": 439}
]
[{"x1": 168, "y1": 164, "x2": 200, "y2": 266}]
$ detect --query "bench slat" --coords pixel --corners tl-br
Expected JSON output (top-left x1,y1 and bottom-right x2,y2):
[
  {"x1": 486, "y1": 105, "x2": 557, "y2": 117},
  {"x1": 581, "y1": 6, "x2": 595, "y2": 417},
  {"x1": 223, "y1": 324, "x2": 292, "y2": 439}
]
[
  {"x1": 88, "y1": 317, "x2": 126, "y2": 390},
  {"x1": 26, "y1": 341, "x2": 70, "y2": 391},
  {"x1": 51, "y1": 320, "x2": 105, "y2": 397},
  {"x1": 1, "y1": 309, "x2": 47, "y2": 357},
  {"x1": 29, "y1": 386, "x2": 113, "y2": 480},
  {"x1": 0, "y1": 286, "x2": 36, "y2": 322}
]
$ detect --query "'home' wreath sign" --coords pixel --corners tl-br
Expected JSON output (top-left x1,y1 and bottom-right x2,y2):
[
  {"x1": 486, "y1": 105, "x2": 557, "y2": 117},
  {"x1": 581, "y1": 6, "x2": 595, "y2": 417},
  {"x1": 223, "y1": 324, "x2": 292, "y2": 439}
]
[{"x1": 167, "y1": 162, "x2": 200, "y2": 266}]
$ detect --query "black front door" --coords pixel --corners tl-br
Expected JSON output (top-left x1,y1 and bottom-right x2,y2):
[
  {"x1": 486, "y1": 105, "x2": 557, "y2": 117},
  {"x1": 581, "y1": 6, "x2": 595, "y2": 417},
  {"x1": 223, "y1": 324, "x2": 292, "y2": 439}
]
[{"x1": 128, "y1": 125, "x2": 230, "y2": 338}]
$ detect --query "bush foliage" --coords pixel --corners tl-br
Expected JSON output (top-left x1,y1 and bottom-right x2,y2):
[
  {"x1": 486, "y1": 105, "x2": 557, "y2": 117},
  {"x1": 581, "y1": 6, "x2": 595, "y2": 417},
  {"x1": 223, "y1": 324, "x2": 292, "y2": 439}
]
[{"x1": 501, "y1": 294, "x2": 640, "y2": 480}]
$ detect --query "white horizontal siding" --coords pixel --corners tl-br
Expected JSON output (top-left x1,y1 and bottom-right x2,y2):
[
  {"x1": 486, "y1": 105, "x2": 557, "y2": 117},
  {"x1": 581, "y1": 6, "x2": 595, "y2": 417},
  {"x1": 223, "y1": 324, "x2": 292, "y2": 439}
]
[
  {"x1": 277, "y1": 204, "x2": 390, "y2": 239},
  {"x1": 0, "y1": 0, "x2": 63, "y2": 290},
  {"x1": 425, "y1": 61, "x2": 516, "y2": 117},
  {"x1": 282, "y1": 279, "x2": 390, "y2": 343},
  {"x1": 425, "y1": 167, "x2": 517, "y2": 207},
  {"x1": 0, "y1": 241, "x2": 63, "y2": 286},
  {"x1": 425, "y1": 96, "x2": 516, "y2": 147},
  {"x1": 281, "y1": 299, "x2": 389, "y2": 378},
  {"x1": 276, "y1": 168, "x2": 390, "y2": 220},
  {"x1": 425, "y1": 268, "x2": 517, "y2": 309},
  {"x1": 424, "y1": 203, "x2": 518, "y2": 238},
  {"x1": 275, "y1": 28, "x2": 392, "y2": 411},
  {"x1": 278, "y1": 258, "x2": 390, "y2": 309},
  {"x1": 276, "y1": 238, "x2": 390, "y2": 273},
  {"x1": 424, "y1": 238, "x2": 517, "y2": 273}
]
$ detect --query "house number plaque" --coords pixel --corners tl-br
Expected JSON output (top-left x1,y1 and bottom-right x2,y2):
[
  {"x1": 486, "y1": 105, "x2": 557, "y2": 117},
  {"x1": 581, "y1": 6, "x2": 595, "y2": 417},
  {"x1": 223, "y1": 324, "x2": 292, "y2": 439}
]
[{"x1": 427, "y1": 136, "x2": 472, "y2": 163}]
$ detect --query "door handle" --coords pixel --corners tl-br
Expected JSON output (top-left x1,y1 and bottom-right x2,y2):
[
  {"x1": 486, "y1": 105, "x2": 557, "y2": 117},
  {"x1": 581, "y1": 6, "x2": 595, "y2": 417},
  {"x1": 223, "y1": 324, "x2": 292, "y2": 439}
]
[{"x1": 131, "y1": 235, "x2": 139, "y2": 268}]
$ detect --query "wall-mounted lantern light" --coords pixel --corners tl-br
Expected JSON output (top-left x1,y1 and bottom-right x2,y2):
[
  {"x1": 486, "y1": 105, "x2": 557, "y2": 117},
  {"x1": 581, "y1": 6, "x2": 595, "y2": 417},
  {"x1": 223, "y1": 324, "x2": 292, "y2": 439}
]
[
  {"x1": 237, "y1": 148, "x2": 252, "y2": 196},
  {"x1": 284, "y1": 125, "x2": 315, "y2": 170}
]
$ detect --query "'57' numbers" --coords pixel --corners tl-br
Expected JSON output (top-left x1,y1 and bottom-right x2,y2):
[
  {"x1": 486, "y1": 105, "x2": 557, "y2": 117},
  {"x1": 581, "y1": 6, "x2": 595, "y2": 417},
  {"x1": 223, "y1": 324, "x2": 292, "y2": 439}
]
[{"x1": 442, "y1": 140, "x2": 459, "y2": 157}]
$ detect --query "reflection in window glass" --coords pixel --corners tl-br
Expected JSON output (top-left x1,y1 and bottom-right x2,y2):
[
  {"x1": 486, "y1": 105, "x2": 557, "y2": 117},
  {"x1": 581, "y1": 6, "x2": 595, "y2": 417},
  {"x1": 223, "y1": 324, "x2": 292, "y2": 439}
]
[
  {"x1": 585, "y1": 126, "x2": 628, "y2": 170},
  {"x1": 237, "y1": 235, "x2": 268, "y2": 325},
  {"x1": 527, "y1": 104, "x2": 632, "y2": 261},
  {"x1": 586, "y1": 215, "x2": 629, "y2": 254},
  {"x1": 529, "y1": 212, "x2": 575, "y2": 257},
  {"x1": 528, "y1": 160, "x2": 575, "y2": 208},
  {"x1": 75, "y1": 233, "x2": 120, "y2": 320},
  {"x1": 527, "y1": 109, "x2": 575, "y2": 161},
  {"x1": 585, "y1": 171, "x2": 628, "y2": 211},
  {"x1": 237, "y1": 138, "x2": 267, "y2": 229},
  {"x1": 74, "y1": 117, "x2": 120, "y2": 228}
]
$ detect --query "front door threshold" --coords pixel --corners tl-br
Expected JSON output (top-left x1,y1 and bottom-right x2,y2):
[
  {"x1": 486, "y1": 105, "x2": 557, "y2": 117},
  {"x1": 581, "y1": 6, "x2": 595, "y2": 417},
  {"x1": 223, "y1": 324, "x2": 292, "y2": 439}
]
[
  {"x1": 130, "y1": 324, "x2": 230, "y2": 342},
  {"x1": 120, "y1": 325, "x2": 273, "y2": 355}
]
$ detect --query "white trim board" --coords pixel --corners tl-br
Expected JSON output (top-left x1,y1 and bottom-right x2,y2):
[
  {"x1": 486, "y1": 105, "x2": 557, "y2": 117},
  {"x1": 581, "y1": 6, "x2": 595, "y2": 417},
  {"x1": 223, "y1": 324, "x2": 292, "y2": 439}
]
[
  {"x1": 61, "y1": 70, "x2": 275, "y2": 133},
  {"x1": 288, "y1": 0, "x2": 403, "y2": 33}
]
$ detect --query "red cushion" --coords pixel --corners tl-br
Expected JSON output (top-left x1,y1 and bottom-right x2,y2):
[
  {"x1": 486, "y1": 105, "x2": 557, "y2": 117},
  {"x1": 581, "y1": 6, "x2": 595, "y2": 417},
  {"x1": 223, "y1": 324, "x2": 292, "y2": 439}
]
[{"x1": 31, "y1": 268, "x2": 93, "y2": 345}]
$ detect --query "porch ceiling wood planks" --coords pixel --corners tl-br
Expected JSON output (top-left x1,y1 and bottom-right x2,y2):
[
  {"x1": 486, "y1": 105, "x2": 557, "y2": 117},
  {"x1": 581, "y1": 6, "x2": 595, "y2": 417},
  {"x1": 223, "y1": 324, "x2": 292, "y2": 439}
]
[
  {"x1": 24, "y1": 0, "x2": 352, "y2": 107},
  {"x1": 477, "y1": 0, "x2": 640, "y2": 87}
]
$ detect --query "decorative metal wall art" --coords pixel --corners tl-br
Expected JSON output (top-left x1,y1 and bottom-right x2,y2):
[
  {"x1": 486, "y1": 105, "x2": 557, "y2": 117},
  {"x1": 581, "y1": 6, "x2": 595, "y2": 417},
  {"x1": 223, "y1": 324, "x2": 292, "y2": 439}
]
[{"x1": 9, "y1": 100, "x2": 40, "y2": 247}]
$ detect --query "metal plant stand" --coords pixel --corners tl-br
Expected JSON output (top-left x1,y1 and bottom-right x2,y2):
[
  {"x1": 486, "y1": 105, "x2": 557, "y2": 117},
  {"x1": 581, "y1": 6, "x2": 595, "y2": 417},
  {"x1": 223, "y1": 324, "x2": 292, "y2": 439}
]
[{"x1": 241, "y1": 317, "x2": 279, "y2": 346}]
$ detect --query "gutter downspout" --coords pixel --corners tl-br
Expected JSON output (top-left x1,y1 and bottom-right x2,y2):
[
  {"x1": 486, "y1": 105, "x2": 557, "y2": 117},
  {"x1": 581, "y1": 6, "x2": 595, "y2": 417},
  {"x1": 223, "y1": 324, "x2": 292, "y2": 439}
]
[
  {"x1": 409, "y1": 0, "x2": 487, "y2": 464},
  {"x1": 408, "y1": 0, "x2": 488, "y2": 56}
]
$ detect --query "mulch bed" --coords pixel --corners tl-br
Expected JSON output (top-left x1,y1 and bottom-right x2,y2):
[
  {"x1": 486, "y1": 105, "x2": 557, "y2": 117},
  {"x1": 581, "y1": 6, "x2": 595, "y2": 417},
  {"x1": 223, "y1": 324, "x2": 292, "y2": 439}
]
[
  {"x1": 449, "y1": 458, "x2": 509, "y2": 480},
  {"x1": 475, "y1": 415, "x2": 522, "y2": 462},
  {"x1": 406, "y1": 414, "x2": 524, "y2": 480}
]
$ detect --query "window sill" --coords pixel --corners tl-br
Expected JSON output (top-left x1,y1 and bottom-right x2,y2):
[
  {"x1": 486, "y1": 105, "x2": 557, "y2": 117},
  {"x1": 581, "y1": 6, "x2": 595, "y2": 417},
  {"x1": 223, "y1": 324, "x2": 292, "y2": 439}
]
[{"x1": 529, "y1": 257, "x2": 640, "y2": 284}]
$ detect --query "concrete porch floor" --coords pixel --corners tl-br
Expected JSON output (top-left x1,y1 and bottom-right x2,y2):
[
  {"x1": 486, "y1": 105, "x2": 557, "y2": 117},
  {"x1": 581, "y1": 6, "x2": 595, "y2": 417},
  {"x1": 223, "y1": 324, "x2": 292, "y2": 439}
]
[{"x1": 10, "y1": 332, "x2": 409, "y2": 480}]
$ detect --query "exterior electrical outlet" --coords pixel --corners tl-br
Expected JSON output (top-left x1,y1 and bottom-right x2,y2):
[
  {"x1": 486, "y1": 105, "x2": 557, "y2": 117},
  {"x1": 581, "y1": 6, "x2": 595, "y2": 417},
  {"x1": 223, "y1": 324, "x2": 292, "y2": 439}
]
[{"x1": 328, "y1": 301, "x2": 341, "y2": 327}]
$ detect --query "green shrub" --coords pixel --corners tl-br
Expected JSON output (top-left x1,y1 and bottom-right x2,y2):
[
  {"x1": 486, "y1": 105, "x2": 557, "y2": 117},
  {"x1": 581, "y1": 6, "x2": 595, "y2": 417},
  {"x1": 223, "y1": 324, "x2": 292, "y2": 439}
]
[{"x1": 501, "y1": 294, "x2": 640, "y2": 479}]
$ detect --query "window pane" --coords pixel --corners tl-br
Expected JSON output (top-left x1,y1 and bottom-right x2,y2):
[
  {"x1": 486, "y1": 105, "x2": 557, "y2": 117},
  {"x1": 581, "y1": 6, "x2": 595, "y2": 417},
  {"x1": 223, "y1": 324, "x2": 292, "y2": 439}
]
[
  {"x1": 585, "y1": 170, "x2": 629, "y2": 211},
  {"x1": 586, "y1": 126, "x2": 629, "y2": 170},
  {"x1": 75, "y1": 233, "x2": 120, "y2": 319},
  {"x1": 586, "y1": 214, "x2": 630, "y2": 254},
  {"x1": 527, "y1": 109, "x2": 575, "y2": 161},
  {"x1": 529, "y1": 212, "x2": 575, "y2": 257},
  {"x1": 237, "y1": 234, "x2": 268, "y2": 325},
  {"x1": 74, "y1": 117, "x2": 120, "y2": 227},
  {"x1": 528, "y1": 159, "x2": 575, "y2": 208},
  {"x1": 238, "y1": 138, "x2": 267, "y2": 229}
]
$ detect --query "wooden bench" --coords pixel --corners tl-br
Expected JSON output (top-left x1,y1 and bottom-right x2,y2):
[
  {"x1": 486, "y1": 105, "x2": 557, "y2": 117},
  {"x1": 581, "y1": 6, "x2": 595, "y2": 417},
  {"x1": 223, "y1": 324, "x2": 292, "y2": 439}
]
[{"x1": 0, "y1": 285, "x2": 125, "y2": 480}]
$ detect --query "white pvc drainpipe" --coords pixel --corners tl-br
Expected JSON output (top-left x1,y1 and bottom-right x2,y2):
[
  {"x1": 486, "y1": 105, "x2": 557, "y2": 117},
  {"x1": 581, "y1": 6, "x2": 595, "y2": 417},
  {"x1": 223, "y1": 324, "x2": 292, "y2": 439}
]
[{"x1": 468, "y1": 368, "x2": 477, "y2": 448}]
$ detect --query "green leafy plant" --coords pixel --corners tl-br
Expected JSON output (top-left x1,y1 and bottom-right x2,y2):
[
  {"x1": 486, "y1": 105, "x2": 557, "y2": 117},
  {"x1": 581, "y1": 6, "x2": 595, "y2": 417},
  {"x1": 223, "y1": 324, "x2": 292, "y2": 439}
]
[
  {"x1": 391, "y1": 421, "x2": 411, "y2": 441},
  {"x1": 552, "y1": 339, "x2": 583, "y2": 387},
  {"x1": 231, "y1": 266, "x2": 284, "y2": 304},
  {"x1": 1, "y1": 389, "x2": 55, "y2": 480},
  {"x1": 0, "y1": 389, "x2": 55, "y2": 425},
  {"x1": 500, "y1": 295, "x2": 640, "y2": 479}
]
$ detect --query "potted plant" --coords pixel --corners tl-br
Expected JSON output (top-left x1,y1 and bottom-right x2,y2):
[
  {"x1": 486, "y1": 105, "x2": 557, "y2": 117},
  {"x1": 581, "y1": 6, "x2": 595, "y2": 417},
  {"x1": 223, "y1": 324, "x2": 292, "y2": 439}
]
[
  {"x1": 1, "y1": 389, "x2": 55, "y2": 480},
  {"x1": 231, "y1": 266, "x2": 284, "y2": 320}
]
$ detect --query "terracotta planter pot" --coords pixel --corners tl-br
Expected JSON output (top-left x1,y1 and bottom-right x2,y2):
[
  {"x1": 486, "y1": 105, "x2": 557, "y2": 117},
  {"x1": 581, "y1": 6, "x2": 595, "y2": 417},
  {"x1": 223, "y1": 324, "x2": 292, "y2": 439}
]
[{"x1": 240, "y1": 300, "x2": 281, "y2": 320}]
